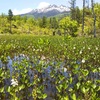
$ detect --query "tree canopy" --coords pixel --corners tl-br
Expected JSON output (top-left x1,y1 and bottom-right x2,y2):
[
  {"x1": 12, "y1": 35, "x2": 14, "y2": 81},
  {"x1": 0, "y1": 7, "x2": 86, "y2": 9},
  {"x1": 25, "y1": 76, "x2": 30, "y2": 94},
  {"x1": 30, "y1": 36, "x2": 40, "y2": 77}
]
[{"x1": 0, "y1": 2, "x2": 100, "y2": 37}]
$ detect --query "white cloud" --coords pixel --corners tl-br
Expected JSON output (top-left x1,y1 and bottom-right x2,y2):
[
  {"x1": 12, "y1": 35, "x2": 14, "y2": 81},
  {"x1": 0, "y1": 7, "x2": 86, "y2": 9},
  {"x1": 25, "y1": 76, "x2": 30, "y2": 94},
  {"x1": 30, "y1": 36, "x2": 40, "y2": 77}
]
[
  {"x1": 13, "y1": 8, "x2": 32, "y2": 15},
  {"x1": 37, "y1": 2, "x2": 50, "y2": 9}
]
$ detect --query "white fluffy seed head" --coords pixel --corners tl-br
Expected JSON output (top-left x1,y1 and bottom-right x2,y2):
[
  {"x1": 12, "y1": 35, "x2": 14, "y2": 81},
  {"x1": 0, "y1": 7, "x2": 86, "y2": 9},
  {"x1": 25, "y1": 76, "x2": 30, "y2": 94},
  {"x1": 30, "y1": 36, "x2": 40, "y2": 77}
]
[
  {"x1": 80, "y1": 50, "x2": 82, "y2": 54},
  {"x1": 11, "y1": 79, "x2": 18, "y2": 87},
  {"x1": 82, "y1": 59, "x2": 85, "y2": 63},
  {"x1": 73, "y1": 47, "x2": 76, "y2": 49}
]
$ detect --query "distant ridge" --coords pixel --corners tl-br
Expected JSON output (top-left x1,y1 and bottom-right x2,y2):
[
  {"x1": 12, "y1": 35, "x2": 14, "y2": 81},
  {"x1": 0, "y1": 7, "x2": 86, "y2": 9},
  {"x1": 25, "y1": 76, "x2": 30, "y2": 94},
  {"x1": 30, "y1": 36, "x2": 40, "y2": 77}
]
[{"x1": 21, "y1": 4, "x2": 70, "y2": 18}]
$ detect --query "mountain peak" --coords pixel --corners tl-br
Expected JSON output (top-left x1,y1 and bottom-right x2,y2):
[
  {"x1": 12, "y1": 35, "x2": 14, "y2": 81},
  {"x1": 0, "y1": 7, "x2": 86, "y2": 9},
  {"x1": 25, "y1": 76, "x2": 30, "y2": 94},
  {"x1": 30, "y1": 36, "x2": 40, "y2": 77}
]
[
  {"x1": 22, "y1": 4, "x2": 70, "y2": 18},
  {"x1": 49, "y1": 4, "x2": 58, "y2": 8},
  {"x1": 31, "y1": 4, "x2": 69, "y2": 13}
]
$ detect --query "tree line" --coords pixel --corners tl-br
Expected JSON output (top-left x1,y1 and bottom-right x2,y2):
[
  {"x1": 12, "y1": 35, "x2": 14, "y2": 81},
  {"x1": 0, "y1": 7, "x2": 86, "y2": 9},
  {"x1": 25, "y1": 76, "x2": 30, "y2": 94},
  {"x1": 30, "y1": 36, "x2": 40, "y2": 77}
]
[{"x1": 0, "y1": 1, "x2": 100, "y2": 37}]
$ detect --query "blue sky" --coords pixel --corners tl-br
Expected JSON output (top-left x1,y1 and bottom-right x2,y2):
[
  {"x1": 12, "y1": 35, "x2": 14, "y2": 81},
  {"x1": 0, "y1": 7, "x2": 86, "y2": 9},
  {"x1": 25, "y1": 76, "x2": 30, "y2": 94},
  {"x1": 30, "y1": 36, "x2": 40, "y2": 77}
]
[{"x1": 0, "y1": 0, "x2": 100, "y2": 15}]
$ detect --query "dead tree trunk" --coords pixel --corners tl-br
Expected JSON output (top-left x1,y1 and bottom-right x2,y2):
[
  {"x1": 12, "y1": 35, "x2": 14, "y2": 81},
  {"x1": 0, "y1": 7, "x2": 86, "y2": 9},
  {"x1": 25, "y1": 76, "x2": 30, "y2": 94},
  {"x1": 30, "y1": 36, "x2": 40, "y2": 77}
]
[
  {"x1": 91, "y1": 0, "x2": 96, "y2": 37},
  {"x1": 82, "y1": 0, "x2": 85, "y2": 35}
]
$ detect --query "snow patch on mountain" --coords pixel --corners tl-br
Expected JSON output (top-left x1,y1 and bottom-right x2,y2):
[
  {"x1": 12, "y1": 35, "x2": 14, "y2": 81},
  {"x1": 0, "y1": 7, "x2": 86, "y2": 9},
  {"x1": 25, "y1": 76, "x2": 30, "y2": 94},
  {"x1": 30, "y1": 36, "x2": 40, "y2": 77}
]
[{"x1": 31, "y1": 4, "x2": 69, "y2": 14}]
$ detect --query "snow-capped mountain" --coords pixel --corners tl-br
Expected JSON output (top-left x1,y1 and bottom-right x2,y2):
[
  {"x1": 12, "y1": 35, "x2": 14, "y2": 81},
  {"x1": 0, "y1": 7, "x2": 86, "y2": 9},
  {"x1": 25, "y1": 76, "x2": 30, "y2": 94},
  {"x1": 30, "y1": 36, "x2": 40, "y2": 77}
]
[
  {"x1": 22, "y1": 4, "x2": 70, "y2": 18},
  {"x1": 31, "y1": 4, "x2": 69, "y2": 13}
]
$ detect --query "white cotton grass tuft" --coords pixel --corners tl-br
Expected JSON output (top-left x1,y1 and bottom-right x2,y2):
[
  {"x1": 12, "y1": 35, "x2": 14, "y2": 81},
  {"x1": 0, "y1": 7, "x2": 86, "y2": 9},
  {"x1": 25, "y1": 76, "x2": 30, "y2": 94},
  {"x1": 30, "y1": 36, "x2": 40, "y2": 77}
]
[
  {"x1": 33, "y1": 49, "x2": 35, "y2": 51},
  {"x1": 88, "y1": 47, "x2": 90, "y2": 50},
  {"x1": 96, "y1": 47, "x2": 98, "y2": 50},
  {"x1": 64, "y1": 67, "x2": 67, "y2": 72},
  {"x1": 11, "y1": 79, "x2": 18, "y2": 87},
  {"x1": 41, "y1": 55, "x2": 46, "y2": 60},
  {"x1": 73, "y1": 47, "x2": 76, "y2": 49},
  {"x1": 79, "y1": 50, "x2": 82, "y2": 54},
  {"x1": 91, "y1": 52, "x2": 94, "y2": 55},
  {"x1": 81, "y1": 59, "x2": 85, "y2": 63},
  {"x1": 83, "y1": 47, "x2": 85, "y2": 49}
]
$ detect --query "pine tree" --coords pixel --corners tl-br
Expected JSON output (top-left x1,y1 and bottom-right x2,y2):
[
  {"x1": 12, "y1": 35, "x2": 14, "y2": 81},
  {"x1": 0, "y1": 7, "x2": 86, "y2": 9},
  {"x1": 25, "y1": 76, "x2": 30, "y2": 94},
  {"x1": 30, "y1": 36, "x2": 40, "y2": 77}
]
[
  {"x1": 42, "y1": 16, "x2": 47, "y2": 28},
  {"x1": 8, "y1": 9, "x2": 13, "y2": 34},
  {"x1": 69, "y1": 0, "x2": 76, "y2": 20},
  {"x1": 75, "y1": 6, "x2": 82, "y2": 24}
]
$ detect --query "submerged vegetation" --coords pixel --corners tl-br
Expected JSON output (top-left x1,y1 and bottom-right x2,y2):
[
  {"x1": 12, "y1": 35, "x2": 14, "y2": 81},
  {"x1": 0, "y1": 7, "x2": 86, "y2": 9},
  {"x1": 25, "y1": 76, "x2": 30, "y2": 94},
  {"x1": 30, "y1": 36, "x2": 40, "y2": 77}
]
[{"x1": 0, "y1": 35, "x2": 100, "y2": 99}]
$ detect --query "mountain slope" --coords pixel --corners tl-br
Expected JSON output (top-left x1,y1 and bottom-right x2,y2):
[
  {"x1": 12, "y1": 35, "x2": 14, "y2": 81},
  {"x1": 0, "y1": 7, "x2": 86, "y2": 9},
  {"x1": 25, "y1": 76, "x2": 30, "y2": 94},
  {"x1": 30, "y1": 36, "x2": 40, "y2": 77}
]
[{"x1": 21, "y1": 4, "x2": 70, "y2": 18}]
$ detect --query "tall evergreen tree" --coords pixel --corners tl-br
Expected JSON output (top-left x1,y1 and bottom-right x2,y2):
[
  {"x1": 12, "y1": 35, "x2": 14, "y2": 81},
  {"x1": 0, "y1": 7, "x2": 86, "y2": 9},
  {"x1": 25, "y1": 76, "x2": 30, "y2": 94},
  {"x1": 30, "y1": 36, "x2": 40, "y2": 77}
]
[
  {"x1": 50, "y1": 17, "x2": 58, "y2": 29},
  {"x1": 75, "y1": 6, "x2": 82, "y2": 24},
  {"x1": 42, "y1": 16, "x2": 47, "y2": 28},
  {"x1": 69, "y1": 0, "x2": 76, "y2": 20},
  {"x1": 8, "y1": 9, "x2": 13, "y2": 34}
]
